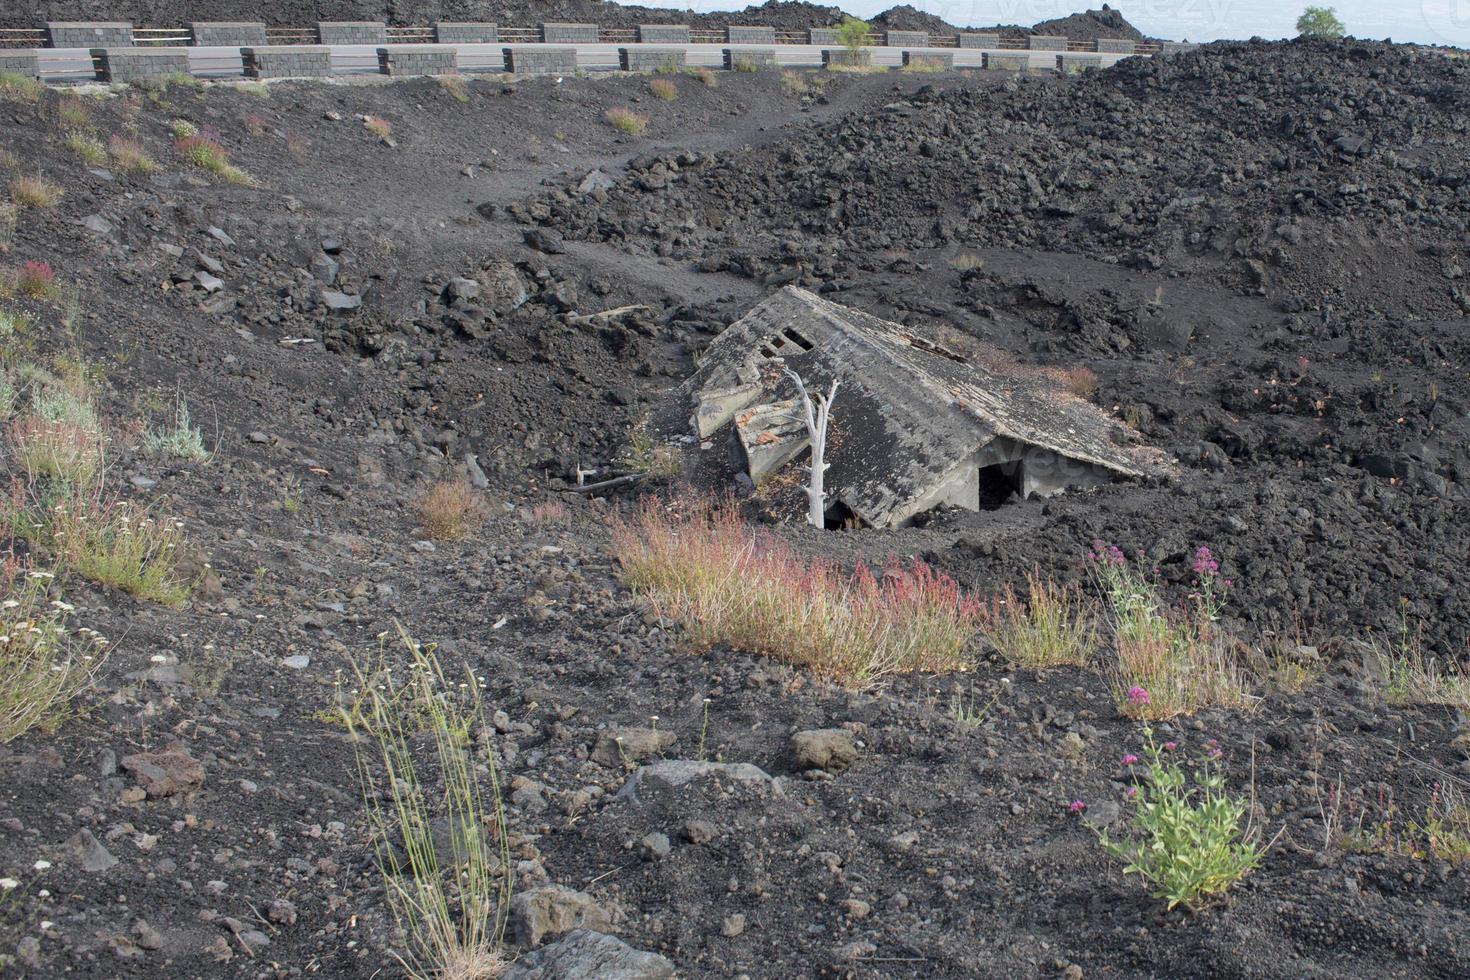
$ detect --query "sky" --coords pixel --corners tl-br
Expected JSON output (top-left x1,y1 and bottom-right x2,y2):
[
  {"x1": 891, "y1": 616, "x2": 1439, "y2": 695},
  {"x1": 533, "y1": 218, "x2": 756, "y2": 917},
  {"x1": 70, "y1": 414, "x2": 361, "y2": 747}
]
[{"x1": 628, "y1": 1, "x2": 1470, "y2": 45}]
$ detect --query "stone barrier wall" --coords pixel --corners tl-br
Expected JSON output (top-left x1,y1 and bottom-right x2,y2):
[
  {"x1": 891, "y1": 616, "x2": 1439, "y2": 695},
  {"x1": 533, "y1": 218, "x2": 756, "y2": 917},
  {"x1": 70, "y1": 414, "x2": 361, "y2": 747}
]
[
  {"x1": 727, "y1": 26, "x2": 776, "y2": 44},
  {"x1": 903, "y1": 51, "x2": 952, "y2": 68},
  {"x1": 1056, "y1": 52, "x2": 1103, "y2": 72},
  {"x1": 541, "y1": 23, "x2": 599, "y2": 43},
  {"x1": 243, "y1": 45, "x2": 332, "y2": 78},
  {"x1": 378, "y1": 45, "x2": 457, "y2": 75},
  {"x1": 1096, "y1": 38, "x2": 1136, "y2": 54},
  {"x1": 91, "y1": 46, "x2": 189, "y2": 82},
  {"x1": 46, "y1": 21, "x2": 132, "y2": 47},
  {"x1": 619, "y1": 47, "x2": 686, "y2": 72},
  {"x1": 503, "y1": 46, "x2": 577, "y2": 74},
  {"x1": 638, "y1": 24, "x2": 690, "y2": 44},
  {"x1": 190, "y1": 22, "x2": 266, "y2": 46},
  {"x1": 958, "y1": 33, "x2": 1001, "y2": 48},
  {"x1": 434, "y1": 22, "x2": 498, "y2": 43},
  {"x1": 823, "y1": 49, "x2": 871, "y2": 67},
  {"x1": 316, "y1": 21, "x2": 387, "y2": 44},
  {"x1": 885, "y1": 30, "x2": 928, "y2": 47},
  {"x1": 983, "y1": 52, "x2": 1030, "y2": 70},
  {"x1": 1027, "y1": 34, "x2": 1068, "y2": 50},
  {"x1": 0, "y1": 52, "x2": 40, "y2": 76},
  {"x1": 724, "y1": 47, "x2": 776, "y2": 69},
  {"x1": 1159, "y1": 41, "x2": 1200, "y2": 56},
  {"x1": 808, "y1": 28, "x2": 839, "y2": 45}
]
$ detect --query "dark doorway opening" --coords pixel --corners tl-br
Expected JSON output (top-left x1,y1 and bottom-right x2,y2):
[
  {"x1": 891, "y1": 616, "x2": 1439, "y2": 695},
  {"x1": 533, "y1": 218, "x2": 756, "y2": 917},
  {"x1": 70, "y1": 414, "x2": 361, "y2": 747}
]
[{"x1": 977, "y1": 463, "x2": 1023, "y2": 510}]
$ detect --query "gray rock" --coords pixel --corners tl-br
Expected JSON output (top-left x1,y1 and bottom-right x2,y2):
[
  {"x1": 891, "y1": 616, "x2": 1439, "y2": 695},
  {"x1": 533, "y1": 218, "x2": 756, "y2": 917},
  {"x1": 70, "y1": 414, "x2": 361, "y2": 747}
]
[
  {"x1": 120, "y1": 746, "x2": 205, "y2": 798},
  {"x1": 208, "y1": 225, "x2": 235, "y2": 246},
  {"x1": 196, "y1": 251, "x2": 224, "y2": 274},
  {"x1": 637, "y1": 832, "x2": 670, "y2": 861},
  {"x1": 616, "y1": 760, "x2": 773, "y2": 801},
  {"x1": 322, "y1": 290, "x2": 361, "y2": 311},
  {"x1": 81, "y1": 214, "x2": 112, "y2": 235},
  {"x1": 281, "y1": 655, "x2": 310, "y2": 670},
  {"x1": 445, "y1": 276, "x2": 480, "y2": 301},
  {"x1": 157, "y1": 242, "x2": 184, "y2": 258},
  {"x1": 311, "y1": 253, "x2": 339, "y2": 284},
  {"x1": 477, "y1": 260, "x2": 529, "y2": 316},
  {"x1": 508, "y1": 885, "x2": 614, "y2": 947},
  {"x1": 591, "y1": 728, "x2": 676, "y2": 769},
  {"x1": 463, "y1": 453, "x2": 490, "y2": 490},
  {"x1": 1081, "y1": 800, "x2": 1122, "y2": 830},
  {"x1": 66, "y1": 829, "x2": 118, "y2": 872},
  {"x1": 523, "y1": 228, "x2": 566, "y2": 255},
  {"x1": 506, "y1": 929, "x2": 675, "y2": 980},
  {"x1": 195, "y1": 271, "x2": 223, "y2": 293},
  {"x1": 577, "y1": 169, "x2": 616, "y2": 195},
  {"x1": 790, "y1": 729, "x2": 858, "y2": 773}
]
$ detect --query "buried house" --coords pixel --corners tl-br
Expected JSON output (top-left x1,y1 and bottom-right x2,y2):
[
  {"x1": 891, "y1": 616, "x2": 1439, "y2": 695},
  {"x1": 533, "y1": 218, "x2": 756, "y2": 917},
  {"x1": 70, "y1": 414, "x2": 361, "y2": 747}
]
[{"x1": 676, "y1": 287, "x2": 1170, "y2": 528}]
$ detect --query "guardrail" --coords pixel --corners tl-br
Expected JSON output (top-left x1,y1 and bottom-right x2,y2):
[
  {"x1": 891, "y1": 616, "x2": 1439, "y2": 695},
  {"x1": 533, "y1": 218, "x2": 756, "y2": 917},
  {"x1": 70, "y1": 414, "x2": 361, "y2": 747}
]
[{"x1": 0, "y1": 21, "x2": 1166, "y2": 53}]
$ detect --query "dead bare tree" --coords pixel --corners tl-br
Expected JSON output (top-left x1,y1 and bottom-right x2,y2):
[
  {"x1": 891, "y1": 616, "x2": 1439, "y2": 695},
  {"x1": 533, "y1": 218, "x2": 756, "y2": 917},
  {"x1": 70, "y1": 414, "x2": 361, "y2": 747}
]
[{"x1": 784, "y1": 366, "x2": 840, "y2": 529}]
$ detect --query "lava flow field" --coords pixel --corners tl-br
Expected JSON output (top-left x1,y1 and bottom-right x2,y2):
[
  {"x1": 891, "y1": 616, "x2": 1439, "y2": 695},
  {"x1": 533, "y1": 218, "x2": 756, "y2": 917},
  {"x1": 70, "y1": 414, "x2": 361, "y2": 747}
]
[{"x1": 0, "y1": 23, "x2": 1468, "y2": 980}]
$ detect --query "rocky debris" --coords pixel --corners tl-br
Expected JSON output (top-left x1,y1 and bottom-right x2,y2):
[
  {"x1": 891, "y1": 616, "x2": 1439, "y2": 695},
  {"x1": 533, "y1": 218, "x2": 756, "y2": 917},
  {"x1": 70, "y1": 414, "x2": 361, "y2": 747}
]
[
  {"x1": 321, "y1": 290, "x2": 362, "y2": 312},
  {"x1": 64, "y1": 829, "x2": 117, "y2": 872},
  {"x1": 523, "y1": 228, "x2": 567, "y2": 255},
  {"x1": 615, "y1": 760, "x2": 775, "y2": 801},
  {"x1": 637, "y1": 831, "x2": 671, "y2": 860},
  {"x1": 790, "y1": 728, "x2": 858, "y2": 773},
  {"x1": 509, "y1": 885, "x2": 616, "y2": 947},
  {"x1": 591, "y1": 727, "x2": 676, "y2": 769},
  {"x1": 505, "y1": 929, "x2": 675, "y2": 980},
  {"x1": 120, "y1": 745, "x2": 205, "y2": 799}
]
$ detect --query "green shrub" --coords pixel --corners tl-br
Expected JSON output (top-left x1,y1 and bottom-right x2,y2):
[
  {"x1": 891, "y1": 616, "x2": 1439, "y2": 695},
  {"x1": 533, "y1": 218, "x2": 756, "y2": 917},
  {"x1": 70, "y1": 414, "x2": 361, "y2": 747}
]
[
  {"x1": 142, "y1": 394, "x2": 210, "y2": 461},
  {"x1": 1095, "y1": 727, "x2": 1263, "y2": 910},
  {"x1": 1296, "y1": 6, "x2": 1345, "y2": 38},
  {"x1": 835, "y1": 16, "x2": 872, "y2": 55}
]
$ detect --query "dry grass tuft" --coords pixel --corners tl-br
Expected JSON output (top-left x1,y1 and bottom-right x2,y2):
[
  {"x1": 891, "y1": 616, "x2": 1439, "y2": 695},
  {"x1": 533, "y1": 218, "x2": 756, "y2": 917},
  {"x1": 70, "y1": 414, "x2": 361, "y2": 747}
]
[
  {"x1": 175, "y1": 135, "x2": 252, "y2": 185},
  {"x1": 363, "y1": 115, "x2": 393, "y2": 140},
  {"x1": 437, "y1": 74, "x2": 470, "y2": 102},
  {"x1": 0, "y1": 73, "x2": 43, "y2": 103},
  {"x1": 979, "y1": 569, "x2": 1097, "y2": 669},
  {"x1": 107, "y1": 136, "x2": 156, "y2": 174},
  {"x1": 613, "y1": 496, "x2": 980, "y2": 687},
  {"x1": 343, "y1": 624, "x2": 512, "y2": 979},
  {"x1": 604, "y1": 107, "x2": 648, "y2": 135},
  {"x1": 64, "y1": 131, "x2": 107, "y2": 166},
  {"x1": 1374, "y1": 610, "x2": 1470, "y2": 711},
  {"x1": 648, "y1": 77, "x2": 679, "y2": 101},
  {"x1": 9, "y1": 176, "x2": 63, "y2": 208},
  {"x1": 56, "y1": 98, "x2": 90, "y2": 130},
  {"x1": 416, "y1": 481, "x2": 489, "y2": 540},
  {"x1": 1092, "y1": 543, "x2": 1251, "y2": 720},
  {"x1": 691, "y1": 67, "x2": 718, "y2": 87},
  {"x1": 15, "y1": 260, "x2": 57, "y2": 300},
  {"x1": 780, "y1": 70, "x2": 810, "y2": 95},
  {"x1": 0, "y1": 556, "x2": 104, "y2": 742},
  {"x1": 1060, "y1": 366, "x2": 1098, "y2": 399}
]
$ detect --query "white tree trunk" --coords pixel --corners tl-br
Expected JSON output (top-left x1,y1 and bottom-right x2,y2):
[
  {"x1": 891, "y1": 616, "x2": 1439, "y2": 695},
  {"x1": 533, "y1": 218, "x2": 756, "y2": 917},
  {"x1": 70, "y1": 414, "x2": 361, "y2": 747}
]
[{"x1": 784, "y1": 367, "x2": 840, "y2": 529}]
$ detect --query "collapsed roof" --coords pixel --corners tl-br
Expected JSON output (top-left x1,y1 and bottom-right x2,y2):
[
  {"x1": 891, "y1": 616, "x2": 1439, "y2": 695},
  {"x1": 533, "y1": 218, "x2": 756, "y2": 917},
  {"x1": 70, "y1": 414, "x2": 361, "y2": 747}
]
[{"x1": 677, "y1": 287, "x2": 1170, "y2": 528}]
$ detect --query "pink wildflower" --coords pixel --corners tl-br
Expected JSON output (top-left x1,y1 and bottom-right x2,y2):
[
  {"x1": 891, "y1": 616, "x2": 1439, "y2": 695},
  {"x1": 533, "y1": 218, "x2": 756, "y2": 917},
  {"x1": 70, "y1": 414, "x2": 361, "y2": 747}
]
[
  {"x1": 1121, "y1": 753, "x2": 1139, "y2": 766},
  {"x1": 1069, "y1": 800, "x2": 1086, "y2": 813},
  {"x1": 1126, "y1": 686, "x2": 1150, "y2": 706}
]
